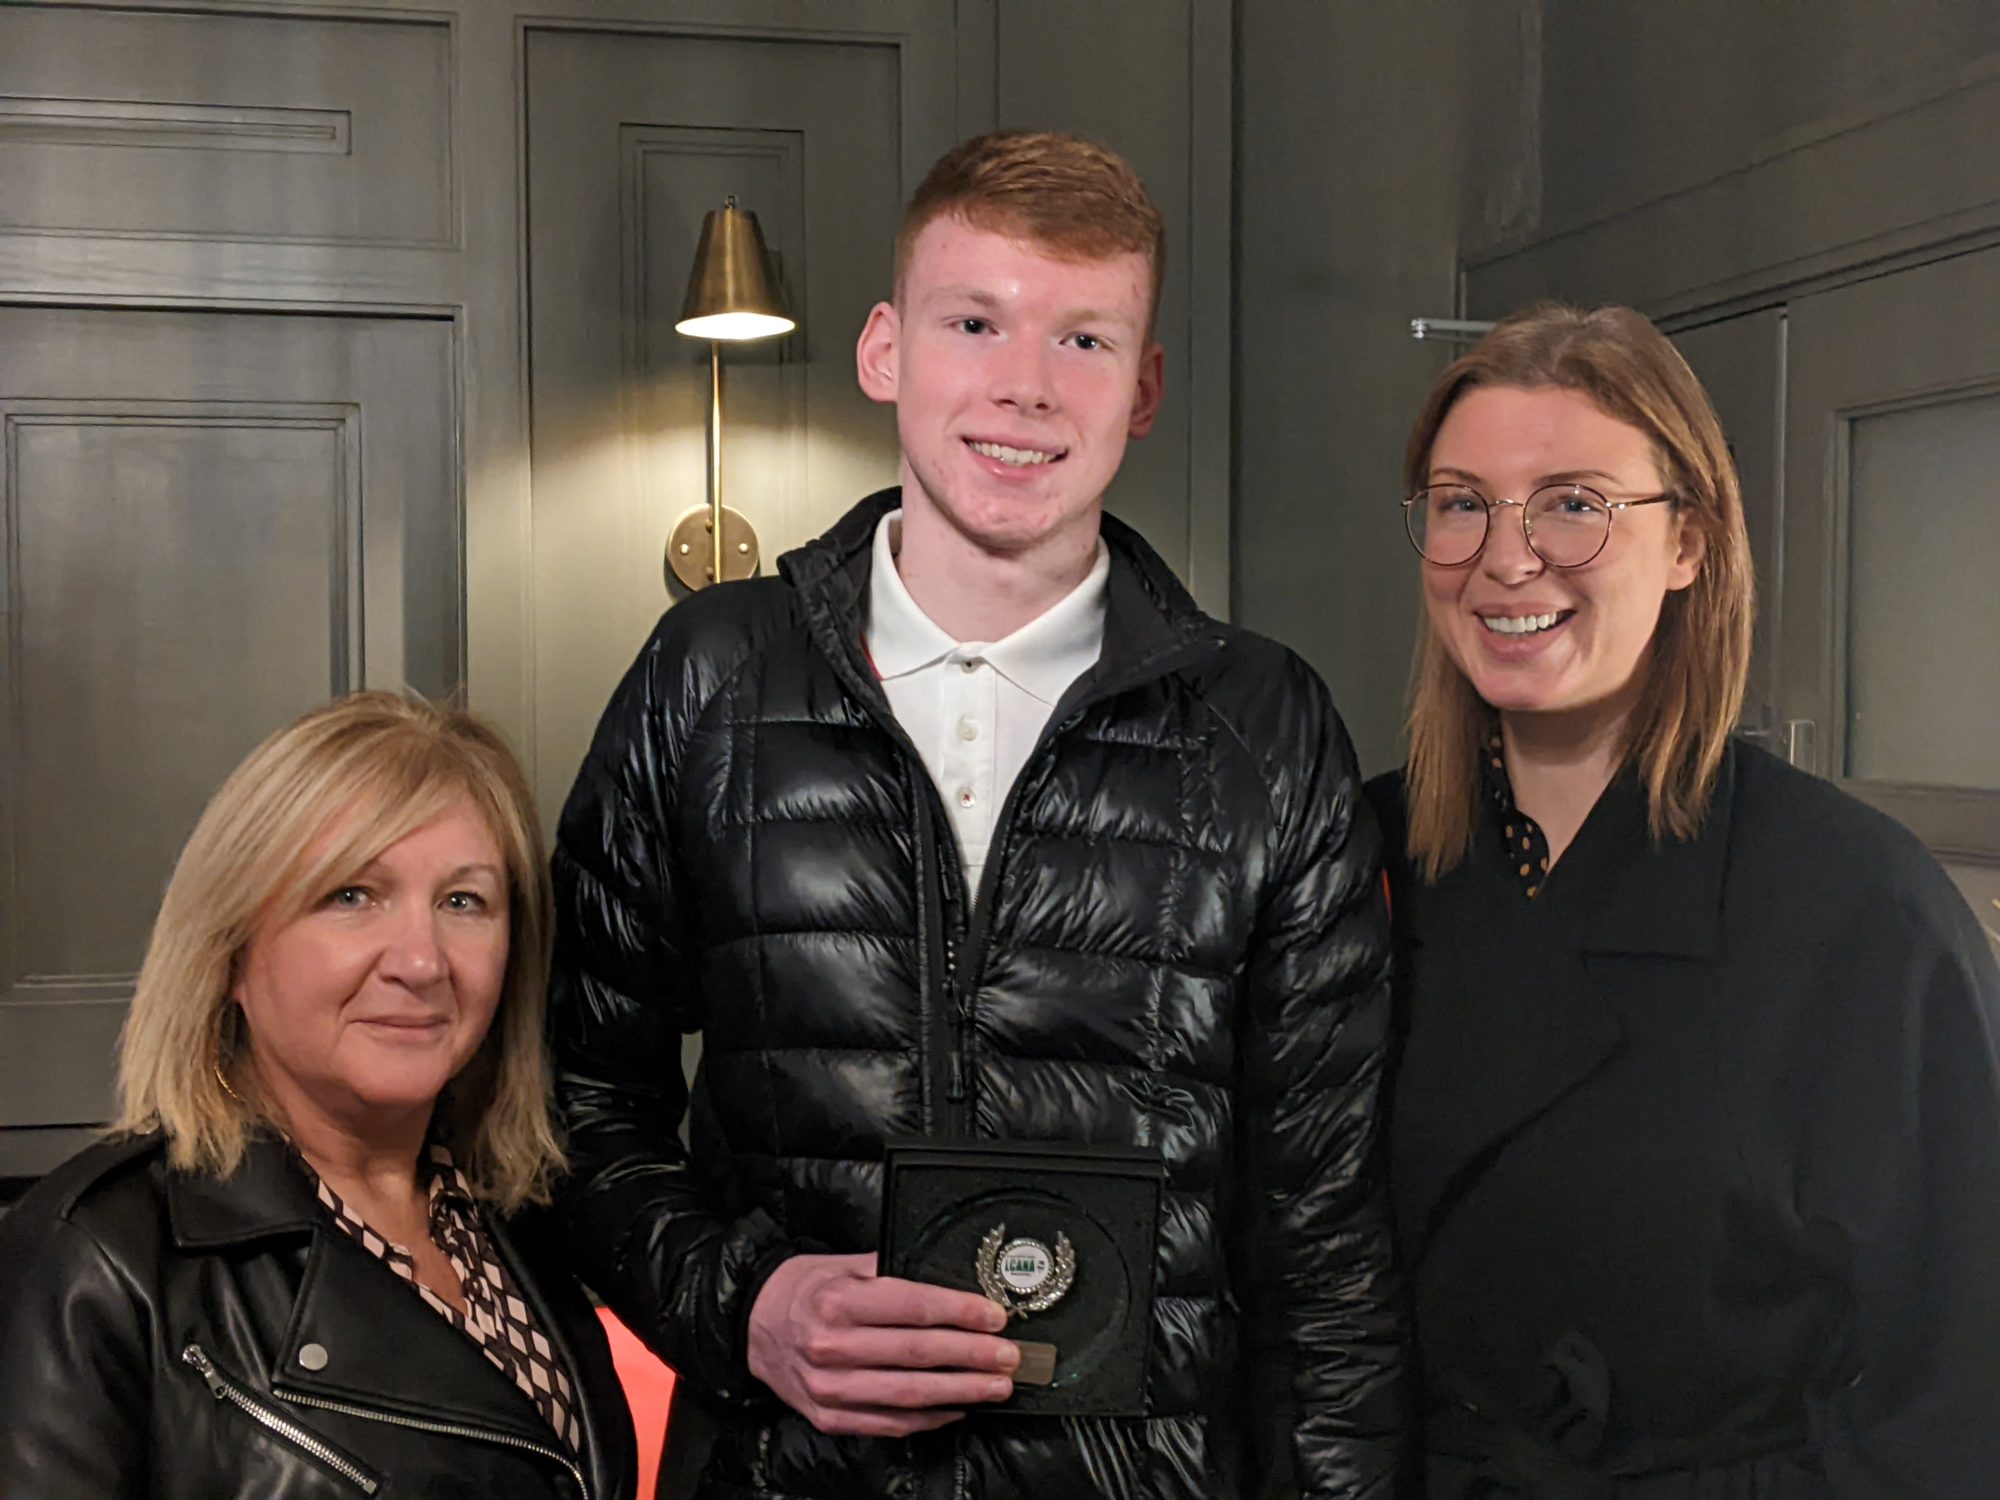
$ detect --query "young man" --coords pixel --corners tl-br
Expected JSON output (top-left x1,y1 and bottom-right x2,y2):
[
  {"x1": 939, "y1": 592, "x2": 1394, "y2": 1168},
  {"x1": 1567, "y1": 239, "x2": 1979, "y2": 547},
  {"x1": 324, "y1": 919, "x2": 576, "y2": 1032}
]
[{"x1": 550, "y1": 131, "x2": 1408, "y2": 1498}]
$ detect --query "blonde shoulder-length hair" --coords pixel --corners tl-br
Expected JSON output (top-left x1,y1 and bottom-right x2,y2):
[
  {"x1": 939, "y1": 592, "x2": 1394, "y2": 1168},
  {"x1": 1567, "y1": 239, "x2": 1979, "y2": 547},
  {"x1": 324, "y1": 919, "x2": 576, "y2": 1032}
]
[
  {"x1": 1403, "y1": 302, "x2": 1755, "y2": 880},
  {"x1": 115, "y1": 691, "x2": 562, "y2": 1210}
]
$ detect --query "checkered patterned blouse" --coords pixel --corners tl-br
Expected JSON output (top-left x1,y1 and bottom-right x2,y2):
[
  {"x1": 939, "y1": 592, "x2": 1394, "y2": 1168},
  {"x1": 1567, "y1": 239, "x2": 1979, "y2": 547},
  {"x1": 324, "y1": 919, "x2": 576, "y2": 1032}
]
[{"x1": 302, "y1": 1143, "x2": 583, "y2": 1455}]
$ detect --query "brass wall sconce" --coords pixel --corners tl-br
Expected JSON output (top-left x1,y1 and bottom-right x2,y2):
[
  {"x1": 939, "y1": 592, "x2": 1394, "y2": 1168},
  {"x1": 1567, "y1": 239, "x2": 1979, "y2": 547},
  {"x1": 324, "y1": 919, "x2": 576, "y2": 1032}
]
[{"x1": 668, "y1": 195, "x2": 797, "y2": 590}]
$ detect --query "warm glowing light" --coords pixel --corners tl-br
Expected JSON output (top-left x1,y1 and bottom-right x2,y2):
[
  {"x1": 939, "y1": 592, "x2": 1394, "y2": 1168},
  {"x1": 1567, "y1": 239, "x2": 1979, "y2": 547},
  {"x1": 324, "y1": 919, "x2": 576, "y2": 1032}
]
[{"x1": 673, "y1": 311, "x2": 796, "y2": 341}]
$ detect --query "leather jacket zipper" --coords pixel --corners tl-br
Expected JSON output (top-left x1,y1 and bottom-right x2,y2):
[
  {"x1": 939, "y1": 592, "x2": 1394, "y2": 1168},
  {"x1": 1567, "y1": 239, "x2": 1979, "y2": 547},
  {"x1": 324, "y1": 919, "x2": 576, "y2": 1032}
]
[
  {"x1": 278, "y1": 1389, "x2": 591, "y2": 1500},
  {"x1": 182, "y1": 1344, "x2": 379, "y2": 1495},
  {"x1": 184, "y1": 1342, "x2": 590, "y2": 1500}
]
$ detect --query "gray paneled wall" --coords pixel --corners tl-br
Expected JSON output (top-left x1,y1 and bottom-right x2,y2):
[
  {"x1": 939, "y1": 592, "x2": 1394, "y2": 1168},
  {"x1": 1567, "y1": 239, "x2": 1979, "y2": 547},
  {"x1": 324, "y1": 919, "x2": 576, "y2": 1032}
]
[
  {"x1": 1467, "y1": 0, "x2": 2000, "y2": 317},
  {"x1": 1233, "y1": 0, "x2": 1537, "y2": 774},
  {"x1": 0, "y1": 0, "x2": 1233, "y2": 1172},
  {"x1": 0, "y1": 302, "x2": 458, "y2": 1174}
]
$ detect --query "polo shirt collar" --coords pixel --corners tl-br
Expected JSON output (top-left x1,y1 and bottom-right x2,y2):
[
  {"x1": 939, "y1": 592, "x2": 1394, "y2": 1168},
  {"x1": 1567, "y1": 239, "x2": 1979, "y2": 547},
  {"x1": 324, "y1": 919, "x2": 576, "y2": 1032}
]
[{"x1": 864, "y1": 510, "x2": 1110, "y2": 705}]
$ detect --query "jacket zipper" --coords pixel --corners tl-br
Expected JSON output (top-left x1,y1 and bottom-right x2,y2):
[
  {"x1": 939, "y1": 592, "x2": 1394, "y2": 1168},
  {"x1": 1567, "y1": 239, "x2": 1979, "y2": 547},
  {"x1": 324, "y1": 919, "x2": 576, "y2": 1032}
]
[
  {"x1": 841, "y1": 647, "x2": 976, "y2": 1138},
  {"x1": 184, "y1": 1342, "x2": 590, "y2": 1500},
  {"x1": 278, "y1": 1388, "x2": 591, "y2": 1500},
  {"x1": 913, "y1": 791, "x2": 965, "y2": 1135},
  {"x1": 831, "y1": 607, "x2": 1217, "y2": 1139},
  {"x1": 946, "y1": 639, "x2": 1216, "y2": 1124},
  {"x1": 182, "y1": 1343, "x2": 379, "y2": 1495}
]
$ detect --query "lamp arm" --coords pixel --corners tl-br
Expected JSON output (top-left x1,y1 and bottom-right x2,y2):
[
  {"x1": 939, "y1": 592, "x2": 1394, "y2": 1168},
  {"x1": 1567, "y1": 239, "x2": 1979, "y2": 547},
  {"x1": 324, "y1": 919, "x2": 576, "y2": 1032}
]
[{"x1": 709, "y1": 341, "x2": 724, "y2": 585}]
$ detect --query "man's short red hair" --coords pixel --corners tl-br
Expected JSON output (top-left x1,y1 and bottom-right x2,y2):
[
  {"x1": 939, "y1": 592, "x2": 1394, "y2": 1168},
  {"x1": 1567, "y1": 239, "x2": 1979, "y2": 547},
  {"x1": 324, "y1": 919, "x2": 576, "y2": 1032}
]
[{"x1": 894, "y1": 131, "x2": 1166, "y2": 333}]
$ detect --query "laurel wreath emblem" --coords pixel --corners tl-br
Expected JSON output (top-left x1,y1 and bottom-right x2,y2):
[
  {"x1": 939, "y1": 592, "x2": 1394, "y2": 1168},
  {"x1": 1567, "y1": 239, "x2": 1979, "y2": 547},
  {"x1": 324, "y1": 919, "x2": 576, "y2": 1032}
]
[{"x1": 975, "y1": 1225, "x2": 1076, "y2": 1319}]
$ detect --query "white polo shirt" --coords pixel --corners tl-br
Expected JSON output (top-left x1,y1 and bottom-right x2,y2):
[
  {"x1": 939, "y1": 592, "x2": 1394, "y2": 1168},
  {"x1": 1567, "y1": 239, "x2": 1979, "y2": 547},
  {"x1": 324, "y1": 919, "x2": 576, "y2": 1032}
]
[{"x1": 864, "y1": 510, "x2": 1109, "y2": 896}]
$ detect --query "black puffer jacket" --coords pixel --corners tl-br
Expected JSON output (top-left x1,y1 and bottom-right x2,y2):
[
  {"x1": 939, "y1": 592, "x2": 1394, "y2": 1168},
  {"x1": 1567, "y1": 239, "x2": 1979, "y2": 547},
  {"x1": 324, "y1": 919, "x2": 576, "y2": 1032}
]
[
  {"x1": 550, "y1": 490, "x2": 1408, "y2": 1499},
  {"x1": 0, "y1": 1132, "x2": 637, "y2": 1500}
]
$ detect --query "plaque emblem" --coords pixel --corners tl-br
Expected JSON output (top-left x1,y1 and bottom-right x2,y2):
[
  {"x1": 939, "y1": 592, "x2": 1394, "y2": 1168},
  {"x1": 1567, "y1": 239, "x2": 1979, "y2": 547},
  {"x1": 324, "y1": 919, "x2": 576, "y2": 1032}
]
[{"x1": 975, "y1": 1224, "x2": 1076, "y2": 1318}]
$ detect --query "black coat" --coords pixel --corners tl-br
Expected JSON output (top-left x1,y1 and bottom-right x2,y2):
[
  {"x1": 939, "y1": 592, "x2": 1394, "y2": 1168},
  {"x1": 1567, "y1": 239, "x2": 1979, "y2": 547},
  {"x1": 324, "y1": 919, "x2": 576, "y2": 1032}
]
[
  {"x1": 1368, "y1": 742, "x2": 2000, "y2": 1499},
  {"x1": 548, "y1": 490, "x2": 1409, "y2": 1499},
  {"x1": 0, "y1": 1132, "x2": 637, "y2": 1500}
]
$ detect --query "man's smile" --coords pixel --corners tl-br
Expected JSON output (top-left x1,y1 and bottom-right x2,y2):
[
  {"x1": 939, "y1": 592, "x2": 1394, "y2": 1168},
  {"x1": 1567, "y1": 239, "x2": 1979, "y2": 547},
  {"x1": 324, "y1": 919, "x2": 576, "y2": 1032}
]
[{"x1": 965, "y1": 438, "x2": 1066, "y2": 467}]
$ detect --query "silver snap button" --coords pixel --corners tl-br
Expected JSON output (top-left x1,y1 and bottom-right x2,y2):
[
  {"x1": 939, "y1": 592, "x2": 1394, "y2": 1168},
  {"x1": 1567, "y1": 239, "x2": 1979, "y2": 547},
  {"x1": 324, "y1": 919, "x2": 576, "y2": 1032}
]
[{"x1": 297, "y1": 1342, "x2": 329, "y2": 1371}]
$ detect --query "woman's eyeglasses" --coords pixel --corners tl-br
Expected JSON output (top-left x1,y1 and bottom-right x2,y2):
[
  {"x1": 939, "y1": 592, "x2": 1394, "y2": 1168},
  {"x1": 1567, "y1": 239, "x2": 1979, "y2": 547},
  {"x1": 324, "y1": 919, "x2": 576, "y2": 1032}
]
[{"x1": 1401, "y1": 483, "x2": 1676, "y2": 568}]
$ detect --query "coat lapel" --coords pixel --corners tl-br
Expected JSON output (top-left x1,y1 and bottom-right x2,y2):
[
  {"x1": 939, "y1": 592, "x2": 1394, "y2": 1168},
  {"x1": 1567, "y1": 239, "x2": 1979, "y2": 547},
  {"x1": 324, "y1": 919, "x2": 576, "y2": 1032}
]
[
  {"x1": 270, "y1": 1224, "x2": 556, "y2": 1445},
  {"x1": 1392, "y1": 877, "x2": 1625, "y2": 1263},
  {"x1": 1392, "y1": 749, "x2": 1743, "y2": 1263},
  {"x1": 1568, "y1": 745, "x2": 1735, "y2": 964}
]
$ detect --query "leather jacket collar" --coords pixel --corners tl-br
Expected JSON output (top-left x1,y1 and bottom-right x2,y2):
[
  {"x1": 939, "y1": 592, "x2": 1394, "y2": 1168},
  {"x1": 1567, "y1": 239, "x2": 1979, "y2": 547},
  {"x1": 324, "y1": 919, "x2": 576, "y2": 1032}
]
[{"x1": 172, "y1": 1133, "x2": 619, "y2": 1481}]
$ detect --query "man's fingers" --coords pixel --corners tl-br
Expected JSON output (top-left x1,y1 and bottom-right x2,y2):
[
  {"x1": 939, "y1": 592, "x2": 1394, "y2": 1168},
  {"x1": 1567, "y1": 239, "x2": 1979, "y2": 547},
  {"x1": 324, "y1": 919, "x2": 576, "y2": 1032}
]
[
  {"x1": 808, "y1": 1326, "x2": 1021, "y2": 1374},
  {"x1": 801, "y1": 1367, "x2": 1014, "y2": 1412},
  {"x1": 835, "y1": 1274, "x2": 1009, "y2": 1333}
]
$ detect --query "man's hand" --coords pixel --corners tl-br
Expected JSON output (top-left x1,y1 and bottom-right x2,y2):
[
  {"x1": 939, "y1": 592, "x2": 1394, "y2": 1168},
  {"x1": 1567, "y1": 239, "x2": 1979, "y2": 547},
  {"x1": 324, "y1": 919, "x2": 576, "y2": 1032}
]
[{"x1": 747, "y1": 1252, "x2": 1021, "y2": 1436}]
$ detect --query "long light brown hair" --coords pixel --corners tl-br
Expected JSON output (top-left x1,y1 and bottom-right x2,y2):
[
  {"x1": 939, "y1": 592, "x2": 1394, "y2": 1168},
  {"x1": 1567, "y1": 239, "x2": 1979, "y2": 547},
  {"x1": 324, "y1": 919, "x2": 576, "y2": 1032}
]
[
  {"x1": 115, "y1": 691, "x2": 561, "y2": 1209},
  {"x1": 1402, "y1": 303, "x2": 1755, "y2": 879}
]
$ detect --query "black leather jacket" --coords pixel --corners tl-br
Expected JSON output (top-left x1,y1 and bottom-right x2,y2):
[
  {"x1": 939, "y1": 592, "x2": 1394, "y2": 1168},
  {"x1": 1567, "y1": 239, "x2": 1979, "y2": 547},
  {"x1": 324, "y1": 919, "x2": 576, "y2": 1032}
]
[
  {"x1": 0, "y1": 1132, "x2": 637, "y2": 1500},
  {"x1": 549, "y1": 490, "x2": 1410, "y2": 1498}
]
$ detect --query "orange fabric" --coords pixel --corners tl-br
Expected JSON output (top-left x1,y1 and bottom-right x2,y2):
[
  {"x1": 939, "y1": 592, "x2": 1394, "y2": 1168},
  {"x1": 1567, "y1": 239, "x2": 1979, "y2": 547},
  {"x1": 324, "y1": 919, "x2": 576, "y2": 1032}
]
[{"x1": 596, "y1": 1308, "x2": 676, "y2": 1500}]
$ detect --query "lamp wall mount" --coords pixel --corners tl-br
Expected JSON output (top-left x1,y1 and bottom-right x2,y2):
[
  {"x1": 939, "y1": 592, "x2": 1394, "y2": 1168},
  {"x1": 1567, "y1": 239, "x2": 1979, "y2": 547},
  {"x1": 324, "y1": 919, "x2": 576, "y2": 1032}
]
[{"x1": 668, "y1": 502, "x2": 759, "y2": 588}]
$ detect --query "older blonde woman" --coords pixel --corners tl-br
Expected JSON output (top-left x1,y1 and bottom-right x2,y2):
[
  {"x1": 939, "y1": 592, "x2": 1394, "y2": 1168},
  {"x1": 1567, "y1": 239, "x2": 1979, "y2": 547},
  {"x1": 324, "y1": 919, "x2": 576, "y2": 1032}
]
[{"x1": 0, "y1": 692, "x2": 635, "y2": 1500}]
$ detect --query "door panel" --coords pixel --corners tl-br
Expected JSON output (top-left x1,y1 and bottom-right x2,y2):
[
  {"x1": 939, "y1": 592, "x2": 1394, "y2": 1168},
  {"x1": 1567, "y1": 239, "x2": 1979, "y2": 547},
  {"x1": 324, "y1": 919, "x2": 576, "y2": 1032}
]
[
  {"x1": 0, "y1": 306, "x2": 458, "y2": 1175},
  {"x1": 1782, "y1": 247, "x2": 2000, "y2": 858},
  {"x1": 525, "y1": 23, "x2": 958, "y2": 818}
]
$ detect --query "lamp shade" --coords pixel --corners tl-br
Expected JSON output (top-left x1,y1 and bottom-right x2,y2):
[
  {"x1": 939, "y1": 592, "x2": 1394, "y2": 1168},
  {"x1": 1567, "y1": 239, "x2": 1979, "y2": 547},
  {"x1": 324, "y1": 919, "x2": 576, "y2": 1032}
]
[{"x1": 674, "y1": 197, "x2": 795, "y2": 342}]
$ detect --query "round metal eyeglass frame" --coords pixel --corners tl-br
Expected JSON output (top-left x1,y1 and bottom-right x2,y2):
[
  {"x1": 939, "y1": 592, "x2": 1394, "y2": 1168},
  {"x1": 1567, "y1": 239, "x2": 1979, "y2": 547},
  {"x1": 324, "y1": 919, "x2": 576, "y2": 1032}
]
[{"x1": 1401, "y1": 484, "x2": 1677, "y2": 569}]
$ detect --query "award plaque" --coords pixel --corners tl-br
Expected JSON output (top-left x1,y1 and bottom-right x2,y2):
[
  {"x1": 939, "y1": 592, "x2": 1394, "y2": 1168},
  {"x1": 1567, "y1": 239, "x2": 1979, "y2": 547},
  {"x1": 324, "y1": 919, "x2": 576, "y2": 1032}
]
[{"x1": 878, "y1": 1139, "x2": 1162, "y2": 1417}]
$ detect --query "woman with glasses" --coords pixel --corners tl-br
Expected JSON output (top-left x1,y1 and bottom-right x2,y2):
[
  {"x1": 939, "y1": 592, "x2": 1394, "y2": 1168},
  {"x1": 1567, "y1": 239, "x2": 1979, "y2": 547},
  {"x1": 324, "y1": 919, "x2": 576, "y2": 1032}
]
[{"x1": 1367, "y1": 302, "x2": 2000, "y2": 1498}]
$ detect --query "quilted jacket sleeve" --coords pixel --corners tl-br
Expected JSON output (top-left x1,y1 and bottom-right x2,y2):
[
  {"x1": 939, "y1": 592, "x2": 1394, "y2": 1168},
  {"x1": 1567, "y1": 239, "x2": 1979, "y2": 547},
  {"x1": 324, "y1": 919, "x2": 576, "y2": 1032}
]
[
  {"x1": 548, "y1": 612, "x2": 801, "y2": 1403},
  {"x1": 1233, "y1": 653, "x2": 1413, "y2": 1498}
]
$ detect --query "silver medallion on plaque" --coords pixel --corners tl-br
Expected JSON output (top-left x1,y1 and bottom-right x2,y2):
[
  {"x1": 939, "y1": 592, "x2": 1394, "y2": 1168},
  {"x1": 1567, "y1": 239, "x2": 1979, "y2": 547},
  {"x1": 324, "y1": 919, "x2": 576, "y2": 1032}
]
[{"x1": 975, "y1": 1225, "x2": 1076, "y2": 1319}]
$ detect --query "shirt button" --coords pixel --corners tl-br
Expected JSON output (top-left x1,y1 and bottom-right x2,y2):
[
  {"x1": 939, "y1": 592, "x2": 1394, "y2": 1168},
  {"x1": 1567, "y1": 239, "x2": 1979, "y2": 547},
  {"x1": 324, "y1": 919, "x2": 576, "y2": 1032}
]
[
  {"x1": 957, "y1": 787, "x2": 976, "y2": 808},
  {"x1": 957, "y1": 718, "x2": 979, "y2": 741},
  {"x1": 960, "y1": 658, "x2": 980, "y2": 673},
  {"x1": 298, "y1": 1343, "x2": 329, "y2": 1371}
]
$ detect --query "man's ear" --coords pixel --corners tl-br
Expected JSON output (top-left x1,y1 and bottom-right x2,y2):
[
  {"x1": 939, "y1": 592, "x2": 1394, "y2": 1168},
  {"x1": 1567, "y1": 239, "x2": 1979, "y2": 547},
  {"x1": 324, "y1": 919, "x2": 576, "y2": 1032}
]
[
  {"x1": 855, "y1": 301, "x2": 900, "y2": 405},
  {"x1": 1127, "y1": 341, "x2": 1165, "y2": 439}
]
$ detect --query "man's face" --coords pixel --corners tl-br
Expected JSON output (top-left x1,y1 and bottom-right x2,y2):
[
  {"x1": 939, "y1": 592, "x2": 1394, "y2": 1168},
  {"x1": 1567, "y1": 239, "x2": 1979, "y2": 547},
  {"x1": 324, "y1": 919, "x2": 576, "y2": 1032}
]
[{"x1": 856, "y1": 216, "x2": 1163, "y2": 560}]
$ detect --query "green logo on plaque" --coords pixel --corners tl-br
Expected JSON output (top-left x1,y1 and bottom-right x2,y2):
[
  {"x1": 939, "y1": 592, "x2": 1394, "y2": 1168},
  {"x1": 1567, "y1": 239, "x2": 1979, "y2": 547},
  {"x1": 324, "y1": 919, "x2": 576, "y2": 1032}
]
[{"x1": 976, "y1": 1225, "x2": 1076, "y2": 1318}]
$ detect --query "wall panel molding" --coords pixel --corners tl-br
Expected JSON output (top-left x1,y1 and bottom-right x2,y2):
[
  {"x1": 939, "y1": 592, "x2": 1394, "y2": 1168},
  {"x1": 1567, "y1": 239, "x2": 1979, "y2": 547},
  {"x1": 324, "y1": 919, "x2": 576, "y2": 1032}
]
[
  {"x1": 0, "y1": 96, "x2": 351, "y2": 154},
  {"x1": 0, "y1": 399, "x2": 363, "y2": 986},
  {"x1": 0, "y1": 2, "x2": 453, "y2": 246},
  {"x1": 1466, "y1": 55, "x2": 2000, "y2": 321}
]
